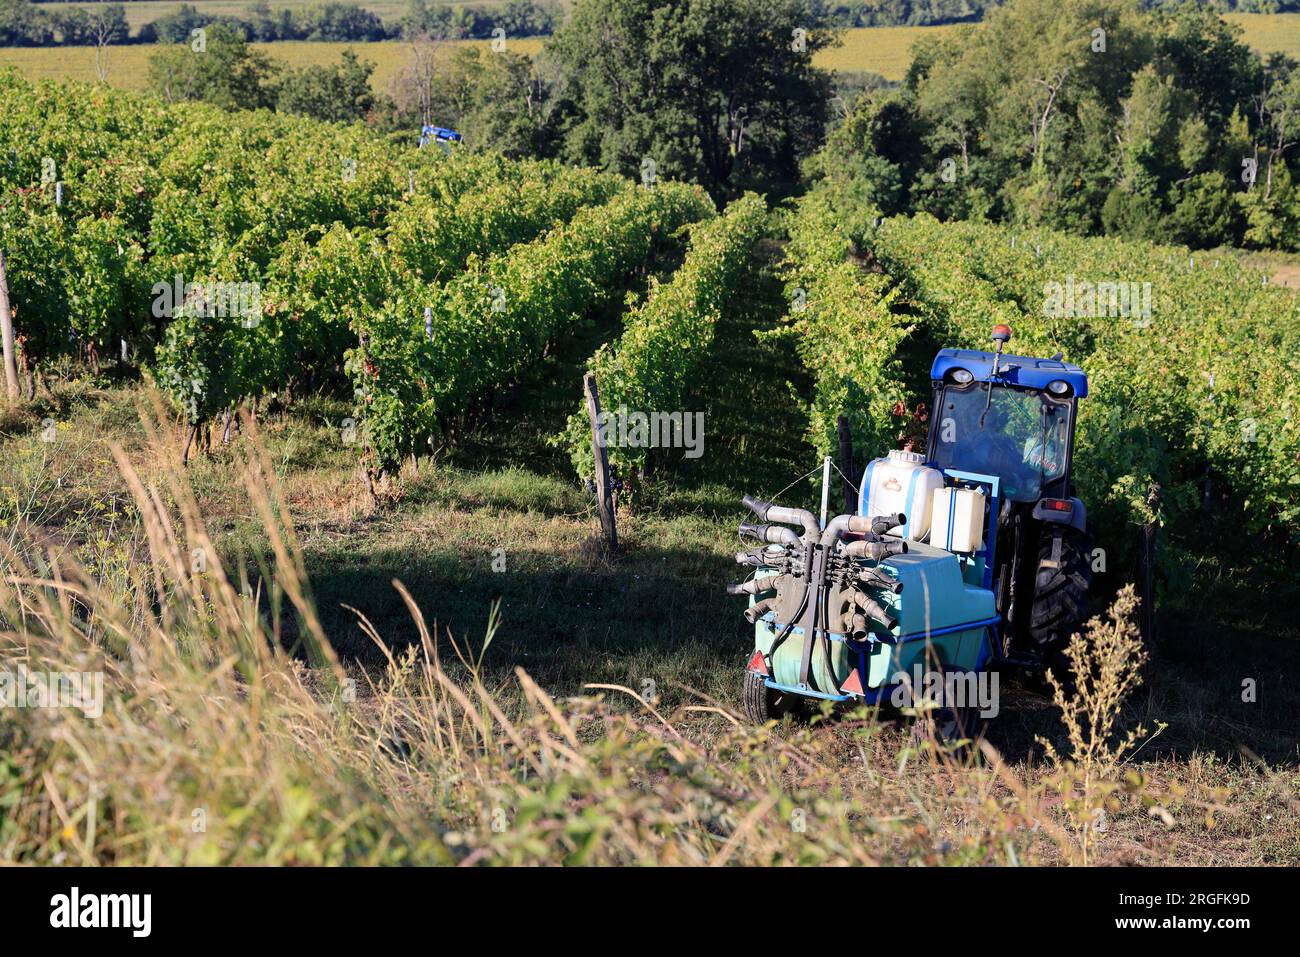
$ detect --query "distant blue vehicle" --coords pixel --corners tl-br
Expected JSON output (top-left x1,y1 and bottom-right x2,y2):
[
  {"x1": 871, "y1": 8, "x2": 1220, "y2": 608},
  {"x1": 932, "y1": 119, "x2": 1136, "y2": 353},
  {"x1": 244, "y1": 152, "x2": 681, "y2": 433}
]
[{"x1": 419, "y1": 125, "x2": 463, "y2": 148}]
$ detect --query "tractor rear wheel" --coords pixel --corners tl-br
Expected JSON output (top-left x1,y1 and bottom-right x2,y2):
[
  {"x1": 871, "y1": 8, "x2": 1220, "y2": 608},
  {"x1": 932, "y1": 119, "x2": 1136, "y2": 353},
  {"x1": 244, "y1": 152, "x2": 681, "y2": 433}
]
[
  {"x1": 1028, "y1": 526, "x2": 1092, "y2": 653},
  {"x1": 742, "y1": 670, "x2": 792, "y2": 724}
]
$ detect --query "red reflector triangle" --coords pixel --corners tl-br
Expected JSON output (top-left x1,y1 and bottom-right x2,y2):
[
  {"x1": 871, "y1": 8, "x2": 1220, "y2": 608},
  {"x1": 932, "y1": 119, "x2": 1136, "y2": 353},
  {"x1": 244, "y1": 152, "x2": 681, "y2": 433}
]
[
  {"x1": 840, "y1": 668, "x2": 865, "y2": 696},
  {"x1": 747, "y1": 650, "x2": 769, "y2": 676}
]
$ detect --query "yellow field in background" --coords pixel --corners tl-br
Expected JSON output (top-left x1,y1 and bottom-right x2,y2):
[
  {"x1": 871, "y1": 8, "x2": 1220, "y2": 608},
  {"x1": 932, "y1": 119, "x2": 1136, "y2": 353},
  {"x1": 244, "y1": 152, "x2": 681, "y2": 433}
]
[
  {"x1": 0, "y1": 14, "x2": 1296, "y2": 92},
  {"x1": 1225, "y1": 11, "x2": 1300, "y2": 59},
  {"x1": 0, "y1": 38, "x2": 545, "y2": 92},
  {"x1": 817, "y1": 24, "x2": 956, "y2": 78},
  {"x1": 819, "y1": 13, "x2": 1300, "y2": 79}
]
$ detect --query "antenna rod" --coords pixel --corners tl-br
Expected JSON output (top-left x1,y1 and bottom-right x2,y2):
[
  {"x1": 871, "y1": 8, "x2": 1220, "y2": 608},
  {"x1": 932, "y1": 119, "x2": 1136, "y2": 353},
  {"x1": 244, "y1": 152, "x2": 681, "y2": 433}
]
[{"x1": 820, "y1": 455, "x2": 831, "y2": 530}]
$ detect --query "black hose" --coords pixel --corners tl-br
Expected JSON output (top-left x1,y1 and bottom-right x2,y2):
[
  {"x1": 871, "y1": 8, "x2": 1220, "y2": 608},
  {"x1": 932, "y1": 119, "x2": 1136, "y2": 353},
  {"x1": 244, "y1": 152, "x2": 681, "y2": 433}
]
[
  {"x1": 817, "y1": 583, "x2": 839, "y2": 694},
  {"x1": 765, "y1": 580, "x2": 810, "y2": 665}
]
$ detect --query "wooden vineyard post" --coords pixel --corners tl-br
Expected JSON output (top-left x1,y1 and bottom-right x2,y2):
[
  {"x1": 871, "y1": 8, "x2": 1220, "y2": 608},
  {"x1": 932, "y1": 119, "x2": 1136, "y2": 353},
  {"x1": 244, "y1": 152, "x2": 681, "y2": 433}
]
[
  {"x1": 837, "y1": 415, "x2": 856, "y2": 514},
  {"x1": 0, "y1": 249, "x2": 19, "y2": 405},
  {"x1": 583, "y1": 372, "x2": 618, "y2": 549},
  {"x1": 1139, "y1": 483, "x2": 1161, "y2": 651}
]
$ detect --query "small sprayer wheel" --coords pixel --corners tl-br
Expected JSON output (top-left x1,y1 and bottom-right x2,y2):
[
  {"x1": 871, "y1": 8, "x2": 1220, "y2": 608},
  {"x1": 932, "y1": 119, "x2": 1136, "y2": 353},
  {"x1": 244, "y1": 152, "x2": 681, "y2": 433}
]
[{"x1": 743, "y1": 670, "x2": 792, "y2": 723}]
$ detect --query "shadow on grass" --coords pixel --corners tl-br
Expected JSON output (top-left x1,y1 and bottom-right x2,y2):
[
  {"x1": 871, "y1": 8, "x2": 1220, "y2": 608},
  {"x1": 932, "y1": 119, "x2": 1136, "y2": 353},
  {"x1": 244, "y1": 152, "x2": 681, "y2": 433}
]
[{"x1": 302, "y1": 535, "x2": 750, "y2": 712}]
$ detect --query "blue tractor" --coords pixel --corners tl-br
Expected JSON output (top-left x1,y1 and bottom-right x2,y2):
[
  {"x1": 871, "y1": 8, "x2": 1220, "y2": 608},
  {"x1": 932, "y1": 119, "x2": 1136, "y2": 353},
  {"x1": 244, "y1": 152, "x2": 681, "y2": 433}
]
[
  {"x1": 731, "y1": 325, "x2": 1092, "y2": 735},
  {"x1": 419, "y1": 125, "x2": 463, "y2": 149}
]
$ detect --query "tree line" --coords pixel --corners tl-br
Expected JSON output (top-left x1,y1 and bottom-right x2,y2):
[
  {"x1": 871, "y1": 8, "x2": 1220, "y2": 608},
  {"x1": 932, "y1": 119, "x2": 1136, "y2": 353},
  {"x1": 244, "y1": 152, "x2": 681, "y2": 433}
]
[
  {"x1": 0, "y1": 0, "x2": 559, "y2": 47},
  {"x1": 8, "y1": 0, "x2": 1299, "y2": 48}
]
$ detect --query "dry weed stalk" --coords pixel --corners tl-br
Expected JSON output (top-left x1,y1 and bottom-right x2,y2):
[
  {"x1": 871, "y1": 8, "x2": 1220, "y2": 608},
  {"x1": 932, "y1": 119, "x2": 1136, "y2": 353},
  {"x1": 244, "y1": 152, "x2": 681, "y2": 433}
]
[{"x1": 1038, "y1": 585, "x2": 1153, "y2": 864}]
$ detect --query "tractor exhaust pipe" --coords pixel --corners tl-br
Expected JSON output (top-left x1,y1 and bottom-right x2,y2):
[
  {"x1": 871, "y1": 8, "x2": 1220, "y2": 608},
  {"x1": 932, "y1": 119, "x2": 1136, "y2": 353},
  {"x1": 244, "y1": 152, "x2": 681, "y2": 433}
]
[
  {"x1": 738, "y1": 521, "x2": 801, "y2": 547},
  {"x1": 844, "y1": 538, "x2": 908, "y2": 560}
]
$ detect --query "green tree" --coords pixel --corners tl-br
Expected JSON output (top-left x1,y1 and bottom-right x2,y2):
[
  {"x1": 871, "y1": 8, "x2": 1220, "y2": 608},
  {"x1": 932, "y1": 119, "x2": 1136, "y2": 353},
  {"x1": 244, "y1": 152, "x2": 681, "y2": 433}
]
[
  {"x1": 1167, "y1": 171, "x2": 1237, "y2": 247},
  {"x1": 806, "y1": 0, "x2": 1300, "y2": 247},
  {"x1": 147, "y1": 24, "x2": 278, "y2": 111},
  {"x1": 806, "y1": 89, "x2": 920, "y2": 216},
  {"x1": 275, "y1": 49, "x2": 377, "y2": 122},
  {"x1": 901, "y1": 0, "x2": 1154, "y2": 227},
  {"x1": 548, "y1": 0, "x2": 836, "y2": 201},
  {"x1": 0, "y1": 0, "x2": 55, "y2": 45},
  {"x1": 1238, "y1": 163, "x2": 1300, "y2": 249},
  {"x1": 429, "y1": 46, "x2": 561, "y2": 158}
]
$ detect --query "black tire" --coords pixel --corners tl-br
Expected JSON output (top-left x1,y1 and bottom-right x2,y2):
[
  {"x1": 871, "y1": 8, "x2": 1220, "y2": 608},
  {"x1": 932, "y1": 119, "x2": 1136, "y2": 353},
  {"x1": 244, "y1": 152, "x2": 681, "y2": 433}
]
[
  {"x1": 742, "y1": 670, "x2": 792, "y2": 724},
  {"x1": 911, "y1": 706, "x2": 983, "y2": 753},
  {"x1": 1029, "y1": 526, "x2": 1092, "y2": 651},
  {"x1": 910, "y1": 667, "x2": 985, "y2": 754}
]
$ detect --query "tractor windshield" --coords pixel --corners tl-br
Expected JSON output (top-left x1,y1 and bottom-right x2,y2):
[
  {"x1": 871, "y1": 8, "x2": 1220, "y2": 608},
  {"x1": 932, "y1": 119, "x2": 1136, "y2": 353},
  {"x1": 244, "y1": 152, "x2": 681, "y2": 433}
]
[{"x1": 931, "y1": 382, "x2": 1072, "y2": 502}]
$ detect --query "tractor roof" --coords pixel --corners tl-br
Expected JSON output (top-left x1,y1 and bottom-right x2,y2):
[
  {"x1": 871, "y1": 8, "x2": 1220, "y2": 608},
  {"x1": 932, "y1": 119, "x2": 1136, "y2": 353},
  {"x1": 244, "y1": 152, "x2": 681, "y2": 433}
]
[{"x1": 931, "y1": 348, "x2": 1089, "y2": 398}]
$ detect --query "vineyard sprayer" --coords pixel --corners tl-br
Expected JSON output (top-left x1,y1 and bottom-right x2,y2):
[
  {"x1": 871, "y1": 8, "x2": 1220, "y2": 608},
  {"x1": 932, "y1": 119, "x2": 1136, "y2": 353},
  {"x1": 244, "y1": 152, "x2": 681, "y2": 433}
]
[{"x1": 731, "y1": 324, "x2": 1093, "y2": 738}]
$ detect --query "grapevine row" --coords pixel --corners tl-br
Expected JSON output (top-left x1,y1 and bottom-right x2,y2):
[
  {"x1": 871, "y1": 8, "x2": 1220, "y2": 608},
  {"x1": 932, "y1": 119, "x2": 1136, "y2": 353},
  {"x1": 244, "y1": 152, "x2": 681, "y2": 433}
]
[
  {"x1": 777, "y1": 186, "x2": 909, "y2": 462},
  {"x1": 871, "y1": 214, "x2": 1300, "y2": 538},
  {"x1": 559, "y1": 192, "x2": 768, "y2": 477},
  {"x1": 349, "y1": 181, "x2": 716, "y2": 473},
  {"x1": 1, "y1": 72, "x2": 691, "y2": 472}
]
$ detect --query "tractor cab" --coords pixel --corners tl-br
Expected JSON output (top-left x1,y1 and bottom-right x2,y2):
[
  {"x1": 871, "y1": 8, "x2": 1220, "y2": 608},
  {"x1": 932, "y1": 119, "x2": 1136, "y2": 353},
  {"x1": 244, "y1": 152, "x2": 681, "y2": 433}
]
[
  {"x1": 914, "y1": 324, "x2": 1092, "y2": 658},
  {"x1": 928, "y1": 325, "x2": 1086, "y2": 515}
]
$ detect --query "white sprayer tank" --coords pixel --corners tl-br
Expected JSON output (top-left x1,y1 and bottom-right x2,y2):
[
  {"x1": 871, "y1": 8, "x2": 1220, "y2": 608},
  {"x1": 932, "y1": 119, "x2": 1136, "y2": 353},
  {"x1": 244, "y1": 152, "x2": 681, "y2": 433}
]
[{"x1": 859, "y1": 450, "x2": 945, "y2": 542}]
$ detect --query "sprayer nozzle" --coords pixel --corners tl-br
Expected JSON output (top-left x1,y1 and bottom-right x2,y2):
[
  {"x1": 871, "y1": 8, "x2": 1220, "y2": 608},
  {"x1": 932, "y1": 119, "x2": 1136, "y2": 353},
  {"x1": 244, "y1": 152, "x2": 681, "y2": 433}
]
[
  {"x1": 858, "y1": 595, "x2": 898, "y2": 631},
  {"x1": 859, "y1": 567, "x2": 904, "y2": 594},
  {"x1": 744, "y1": 598, "x2": 777, "y2": 625},
  {"x1": 846, "y1": 538, "x2": 909, "y2": 561},
  {"x1": 868, "y1": 513, "x2": 907, "y2": 536}
]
